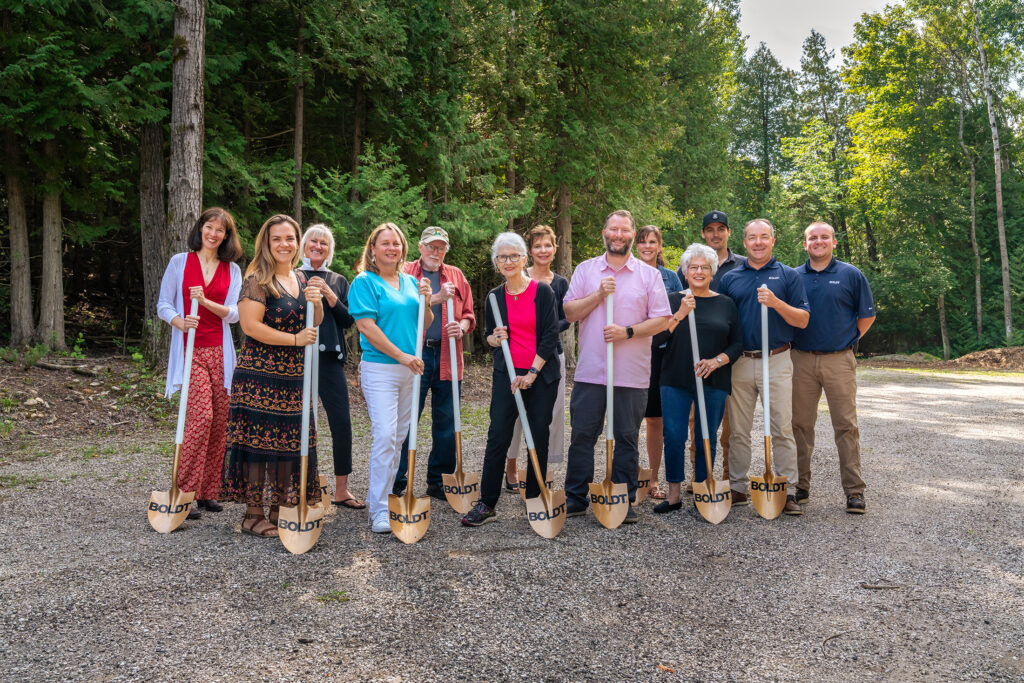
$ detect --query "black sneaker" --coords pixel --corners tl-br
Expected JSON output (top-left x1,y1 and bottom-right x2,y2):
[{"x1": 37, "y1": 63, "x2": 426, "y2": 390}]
[
  {"x1": 461, "y1": 502, "x2": 496, "y2": 526},
  {"x1": 425, "y1": 483, "x2": 446, "y2": 500},
  {"x1": 565, "y1": 501, "x2": 587, "y2": 517},
  {"x1": 846, "y1": 494, "x2": 866, "y2": 514},
  {"x1": 795, "y1": 488, "x2": 810, "y2": 504},
  {"x1": 392, "y1": 482, "x2": 406, "y2": 497},
  {"x1": 622, "y1": 507, "x2": 638, "y2": 524}
]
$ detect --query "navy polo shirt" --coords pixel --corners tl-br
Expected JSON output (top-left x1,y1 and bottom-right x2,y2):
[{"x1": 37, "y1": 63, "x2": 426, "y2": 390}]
[
  {"x1": 719, "y1": 257, "x2": 809, "y2": 351},
  {"x1": 678, "y1": 249, "x2": 747, "y2": 290},
  {"x1": 792, "y1": 258, "x2": 875, "y2": 352}
]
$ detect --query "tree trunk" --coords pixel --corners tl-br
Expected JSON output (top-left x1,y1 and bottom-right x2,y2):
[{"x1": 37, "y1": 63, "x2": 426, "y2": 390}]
[
  {"x1": 839, "y1": 215, "x2": 851, "y2": 261},
  {"x1": 292, "y1": 12, "x2": 304, "y2": 223},
  {"x1": 37, "y1": 139, "x2": 65, "y2": 350},
  {"x1": 863, "y1": 212, "x2": 878, "y2": 264},
  {"x1": 506, "y1": 157, "x2": 516, "y2": 231},
  {"x1": 167, "y1": 0, "x2": 206, "y2": 252},
  {"x1": 5, "y1": 131, "x2": 33, "y2": 347},
  {"x1": 957, "y1": 99, "x2": 983, "y2": 341},
  {"x1": 349, "y1": 78, "x2": 364, "y2": 202},
  {"x1": 554, "y1": 183, "x2": 575, "y2": 369},
  {"x1": 972, "y1": 2, "x2": 1012, "y2": 343},
  {"x1": 140, "y1": 122, "x2": 169, "y2": 364},
  {"x1": 938, "y1": 294, "x2": 950, "y2": 361}
]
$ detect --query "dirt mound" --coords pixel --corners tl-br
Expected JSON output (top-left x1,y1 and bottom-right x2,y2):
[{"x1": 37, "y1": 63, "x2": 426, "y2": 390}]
[{"x1": 951, "y1": 346, "x2": 1024, "y2": 371}]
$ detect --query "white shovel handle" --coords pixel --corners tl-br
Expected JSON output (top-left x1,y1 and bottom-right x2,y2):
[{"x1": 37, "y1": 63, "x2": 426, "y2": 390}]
[
  {"x1": 488, "y1": 293, "x2": 535, "y2": 449},
  {"x1": 446, "y1": 298, "x2": 462, "y2": 432},
  {"x1": 311, "y1": 324, "x2": 319, "y2": 433},
  {"x1": 407, "y1": 291, "x2": 427, "y2": 451},
  {"x1": 760, "y1": 285, "x2": 770, "y2": 438},
  {"x1": 684, "y1": 291, "x2": 710, "y2": 439},
  {"x1": 606, "y1": 294, "x2": 614, "y2": 440},
  {"x1": 174, "y1": 298, "x2": 201, "y2": 445},
  {"x1": 300, "y1": 301, "x2": 314, "y2": 460}
]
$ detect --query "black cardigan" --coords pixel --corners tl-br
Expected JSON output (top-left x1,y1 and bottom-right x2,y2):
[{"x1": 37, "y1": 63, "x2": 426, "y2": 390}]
[
  {"x1": 299, "y1": 268, "x2": 355, "y2": 361},
  {"x1": 484, "y1": 281, "x2": 561, "y2": 387}
]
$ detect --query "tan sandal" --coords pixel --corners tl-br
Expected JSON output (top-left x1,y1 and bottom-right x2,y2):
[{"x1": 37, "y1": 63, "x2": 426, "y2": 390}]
[
  {"x1": 241, "y1": 513, "x2": 278, "y2": 537},
  {"x1": 650, "y1": 483, "x2": 666, "y2": 500}
]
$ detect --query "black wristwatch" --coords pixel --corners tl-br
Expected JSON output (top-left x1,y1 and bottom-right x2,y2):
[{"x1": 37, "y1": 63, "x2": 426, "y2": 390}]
[
  {"x1": 528, "y1": 366, "x2": 539, "y2": 375},
  {"x1": 626, "y1": 326, "x2": 634, "y2": 339}
]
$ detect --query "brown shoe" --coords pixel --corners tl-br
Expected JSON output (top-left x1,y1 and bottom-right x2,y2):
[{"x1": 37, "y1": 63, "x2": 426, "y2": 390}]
[
  {"x1": 731, "y1": 489, "x2": 748, "y2": 506},
  {"x1": 783, "y1": 495, "x2": 803, "y2": 516},
  {"x1": 846, "y1": 494, "x2": 866, "y2": 514}
]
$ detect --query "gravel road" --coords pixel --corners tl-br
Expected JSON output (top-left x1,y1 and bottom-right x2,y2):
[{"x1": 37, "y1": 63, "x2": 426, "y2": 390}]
[{"x1": 1, "y1": 366, "x2": 1022, "y2": 681}]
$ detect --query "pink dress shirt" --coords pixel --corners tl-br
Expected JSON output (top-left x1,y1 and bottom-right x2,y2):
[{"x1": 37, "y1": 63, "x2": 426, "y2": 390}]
[{"x1": 564, "y1": 253, "x2": 671, "y2": 389}]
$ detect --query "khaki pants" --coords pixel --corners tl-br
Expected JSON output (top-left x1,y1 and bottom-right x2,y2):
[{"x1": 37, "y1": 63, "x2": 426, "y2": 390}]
[
  {"x1": 726, "y1": 351, "x2": 798, "y2": 492},
  {"x1": 689, "y1": 404, "x2": 730, "y2": 480},
  {"x1": 791, "y1": 349, "x2": 865, "y2": 496}
]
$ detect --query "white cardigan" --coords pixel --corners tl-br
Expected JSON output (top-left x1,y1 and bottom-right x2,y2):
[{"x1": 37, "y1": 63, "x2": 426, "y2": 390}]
[{"x1": 157, "y1": 252, "x2": 242, "y2": 398}]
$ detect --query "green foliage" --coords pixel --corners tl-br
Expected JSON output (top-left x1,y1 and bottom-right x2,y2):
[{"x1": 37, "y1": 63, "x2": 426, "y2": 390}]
[{"x1": 23, "y1": 344, "x2": 48, "y2": 369}]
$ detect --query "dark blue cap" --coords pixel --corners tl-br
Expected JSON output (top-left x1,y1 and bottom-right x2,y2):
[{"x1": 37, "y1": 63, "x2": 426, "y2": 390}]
[{"x1": 702, "y1": 211, "x2": 728, "y2": 228}]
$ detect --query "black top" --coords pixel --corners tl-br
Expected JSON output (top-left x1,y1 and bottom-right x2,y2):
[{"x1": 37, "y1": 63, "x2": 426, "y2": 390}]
[
  {"x1": 484, "y1": 281, "x2": 561, "y2": 386},
  {"x1": 547, "y1": 273, "x2": 570, "y2": 354},
  {"x1": 654, "y1": 292, "x2": 743, "y2": 394},
  {"x1": 299, "y1": 269, "x2": 355, "y2": 361}
]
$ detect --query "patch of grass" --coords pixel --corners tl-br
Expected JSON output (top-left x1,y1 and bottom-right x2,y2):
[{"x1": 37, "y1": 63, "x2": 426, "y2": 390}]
[
  {"x1": 315, "y1": 590, "x2": 350, "y2": 604},
  {"x1": 0, "y1": 346, "x2": 18, "y2": 364},
  {"x1": 23, "y1": 344, "x2": 48, "y2": 369},
  {"x1": 460, "y1": 404, "x2": 489, "y2": 430},
  {"x1": 0, "y1": 419, "x2": 12, "y2": 437},
  {"x1": 0, "y1": 473, "x2": 46, "y2": 489}
]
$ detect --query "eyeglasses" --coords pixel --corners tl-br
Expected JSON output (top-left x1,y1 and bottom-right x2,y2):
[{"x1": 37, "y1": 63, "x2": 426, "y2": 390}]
[
  {"x1": 496, "y1": 254, "x2": 524, "y2": 264},
  {"x1": 423, "y1": 243, "x2": 448, "y2": 253},
  {"x1": 687, "y1": 264, "x2": 712, "y2": 273}
]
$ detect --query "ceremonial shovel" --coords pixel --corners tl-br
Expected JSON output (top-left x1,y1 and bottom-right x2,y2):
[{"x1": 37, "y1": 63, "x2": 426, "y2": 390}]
[
  {"x1": 686, "y1": 292, "x2": 731, "y2": 524},
  {"x1": 278, "y1": 301, "x2": 326, "y2": 554},
  {"x1": 589, "y1": 294, "x2": 630, "y2": 529},
  {"x1": 310, "y1": 324, "x2": 329, "y2": 511},
  {"x1": 441, "y1": 298, "x2": 480, "y2": 514},
  {"x1": 750, "y1": 288, "x2": 787, "y2": 520},
  {"x1": 488, "y1": 294, "x2": 565, "y2": 538},
  {"x1": 389, "y1": 292, "x2": 431, "y2": 543},
  {"x1": 148, "y1": 299, "x2": 199, "y2": 533}
]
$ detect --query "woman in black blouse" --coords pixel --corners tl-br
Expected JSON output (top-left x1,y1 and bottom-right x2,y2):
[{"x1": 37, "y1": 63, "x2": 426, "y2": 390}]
[
  {"x1": 504, "y1": 225, "x2": 569, "y2": 490},
  {"x1": 298, "y1": 224, "x2": 363, "y2": 509},
  {"x1": 654, "y1": 243, "x2": 742, "y2": 513},
  {"x1": 462, "y1": 232, "x2": 561, "y2": 526}
]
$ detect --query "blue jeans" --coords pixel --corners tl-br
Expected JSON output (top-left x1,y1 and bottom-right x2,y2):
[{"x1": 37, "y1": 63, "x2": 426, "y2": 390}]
[
  {"x1": 395, "y1": 345, "x2": 459, "y2": 490},
  {"x1": 661, "y1": 384, "x2": 728, "y2": 483}
]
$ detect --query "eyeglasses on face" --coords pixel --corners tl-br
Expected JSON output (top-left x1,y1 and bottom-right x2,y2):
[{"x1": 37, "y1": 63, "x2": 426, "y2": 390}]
[
  {"x1": 496, "y1": 253, "x2": 524, "y2": 264},
  {"x1": 687, "y1": 264, "x2": 712, "y2": 273},
  {"x1": 423, "y1": 243, "x2": 448, "y2": 253}
]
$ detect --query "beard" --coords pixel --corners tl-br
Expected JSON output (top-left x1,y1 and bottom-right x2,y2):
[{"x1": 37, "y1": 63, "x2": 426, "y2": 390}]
[{"x1": 604, "y1": 235, "x2": 634, "y2": 255}]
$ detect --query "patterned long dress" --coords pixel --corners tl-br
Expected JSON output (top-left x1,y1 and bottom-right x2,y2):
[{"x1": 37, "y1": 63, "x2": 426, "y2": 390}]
[{"x1": 222, "y1": 274, "x2": 321, "y2": 507}]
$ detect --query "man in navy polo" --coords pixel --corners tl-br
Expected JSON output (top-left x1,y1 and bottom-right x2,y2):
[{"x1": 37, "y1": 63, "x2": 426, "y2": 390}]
[
  {"x1": 679, "y1": 210, "x2": 747, "y2": 490},
  {"x1": 791, "y1": 222, "x2": 875, "y2": 514},
  {"x1": 720, "y1": 218, "x2": 809, "y2": 515}
]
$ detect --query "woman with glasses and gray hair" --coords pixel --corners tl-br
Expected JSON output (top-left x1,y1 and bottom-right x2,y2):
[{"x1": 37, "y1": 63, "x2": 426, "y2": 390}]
[
  {"x1": 298, "y1": 224, "x2": 363, "y2": 509},
  {"x1": 461, "y1": 232, "x2": 561, "y2": 526},
  {"x1": 652, "y1": 243, "x2": 742, "y2": 513}
]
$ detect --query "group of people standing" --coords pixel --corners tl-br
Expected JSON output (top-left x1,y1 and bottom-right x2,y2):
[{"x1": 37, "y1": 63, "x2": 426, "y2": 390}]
[{"x1": 158, "y1": 204, "x2": 874, "y2": 539}]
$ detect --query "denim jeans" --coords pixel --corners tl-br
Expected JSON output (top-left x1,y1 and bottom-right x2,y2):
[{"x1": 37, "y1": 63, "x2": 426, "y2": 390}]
[
  {"x1": 661, "y1": 384, "x2": 728, "y2": 483},
  {"x1": 395, "y1": 345, "x2": 459, "y2": 490}
]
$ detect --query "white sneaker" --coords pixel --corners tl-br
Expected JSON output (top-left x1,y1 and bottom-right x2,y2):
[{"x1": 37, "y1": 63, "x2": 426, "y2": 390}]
[{"x1": 371, "y1": 510, "x2": 391, "y2": 534}]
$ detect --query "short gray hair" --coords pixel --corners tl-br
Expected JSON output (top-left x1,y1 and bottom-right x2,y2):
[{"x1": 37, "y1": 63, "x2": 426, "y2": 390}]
[
  {"x1": 300, "y1": 223, "x2": 336, "y2": 268},
  {"x1": 491, "y1": 232, "x2": 528, "y2": 271},
  {"x1": 680, "y1": 243, "x2": 719, "y2": 276}
]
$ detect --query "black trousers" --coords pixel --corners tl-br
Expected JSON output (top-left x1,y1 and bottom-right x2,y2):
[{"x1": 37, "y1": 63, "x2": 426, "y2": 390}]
[
  {"x1": 317, "y1": 352, "x2": 353, "y2": 477},
  {"x1": 480, "y1": 368, "x2": 558, "y2": 509}
]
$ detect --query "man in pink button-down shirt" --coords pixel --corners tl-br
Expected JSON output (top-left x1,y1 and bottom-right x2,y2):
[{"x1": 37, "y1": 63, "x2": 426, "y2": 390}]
[{"x1": 562, "y1": 210, "x2": 671, "y2": 523}]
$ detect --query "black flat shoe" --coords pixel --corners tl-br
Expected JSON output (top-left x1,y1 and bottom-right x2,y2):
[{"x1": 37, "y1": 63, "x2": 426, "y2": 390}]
[
  {"x1": 198, "y1": 499, "x2": 223, "y2": 512},
  {"x1": 653, "y1": 500, "x2": 683, "y2": 514},
  {"x1": 504, "y1": 475, "x2": 518, "y2": 492}
]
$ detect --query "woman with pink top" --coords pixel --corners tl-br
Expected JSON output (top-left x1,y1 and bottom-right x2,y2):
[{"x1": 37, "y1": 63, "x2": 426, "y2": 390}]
[{"x1": 461, "y1": 232, "x2": 561, "y2": 526}]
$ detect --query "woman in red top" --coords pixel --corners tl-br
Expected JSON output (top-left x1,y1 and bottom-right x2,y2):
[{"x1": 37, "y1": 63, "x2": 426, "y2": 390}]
[
  {"x1": 461, "y1": 232, "x2": 561, "y2": 526},
  {"x1": 157, "y1": 207, "x2": 243, "y2": 519}
]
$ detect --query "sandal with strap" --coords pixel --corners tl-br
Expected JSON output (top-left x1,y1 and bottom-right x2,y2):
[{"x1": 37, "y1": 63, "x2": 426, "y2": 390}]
[
  {"x1": 241, "y1": 513, "x2": 278, "y2": 538},
  {"x1": 650, "y1": 483, "x2": 667, "y2": 500}
]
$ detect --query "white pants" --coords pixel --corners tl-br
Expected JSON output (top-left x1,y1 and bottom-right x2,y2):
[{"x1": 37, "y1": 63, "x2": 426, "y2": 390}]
[
  {"x1": 506, "y1": 353, "x2": 566, "y2": 465},
  {"x1": 360, "y1": 360, "x2": 415, "y2": 519}
]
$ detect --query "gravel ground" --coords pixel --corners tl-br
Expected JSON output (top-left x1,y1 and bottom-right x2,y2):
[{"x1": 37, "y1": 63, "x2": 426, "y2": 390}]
[{"x1": 1, "y1": 366, "x2": 1022, "y2": 681}]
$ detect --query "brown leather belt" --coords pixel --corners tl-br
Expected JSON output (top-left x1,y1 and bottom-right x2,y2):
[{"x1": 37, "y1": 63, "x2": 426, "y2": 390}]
[
  {"x1": 742, "y1": 343, "x2": 790, "y2": 359},
  {"x1": 801, "y1": 346, "x2": 853, "y2": 356}
]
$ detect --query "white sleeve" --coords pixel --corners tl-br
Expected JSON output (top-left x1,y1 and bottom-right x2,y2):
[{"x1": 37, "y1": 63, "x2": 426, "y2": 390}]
[
  {"x1": 157, "y1": 255, "x2": 183, "y2": 324},
  {"x1": 224, "y1": 262, "x2": 242, "y2": 324}
]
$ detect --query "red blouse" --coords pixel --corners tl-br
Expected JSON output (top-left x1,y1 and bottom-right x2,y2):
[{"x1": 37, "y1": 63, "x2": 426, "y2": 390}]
[
  {"x1": 506, "y1": 279, "x2": 538, "y2": 370},
  {"x1": 182, "y1": 252, "x2": 230, "y2": 348}
]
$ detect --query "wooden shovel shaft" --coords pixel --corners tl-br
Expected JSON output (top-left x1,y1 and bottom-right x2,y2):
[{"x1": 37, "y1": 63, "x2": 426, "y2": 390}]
[
  {"x1": 684, "y1": 291, "x2": 716, "y2": 483},
  {"x1": 298, "y1": 301, "x2": 315, "y2": 518},
  {"x1": 446, "y1": 298, "x2": 464, "y2": 473},
  {"x1": 171, "y1": 298, "x2": 201, "y2": 496},
  {"x1": 759, "y1": 295, "x2": 775, "y2": 478}
]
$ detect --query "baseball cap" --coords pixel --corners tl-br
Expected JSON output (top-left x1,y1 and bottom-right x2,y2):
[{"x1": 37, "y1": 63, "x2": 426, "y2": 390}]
[
  {"x1": 702, "y1": 211, "x2": 728, "y2": 228},
  {"x1": 419, "y1": 226, "x2": 449, "y2": 246}
]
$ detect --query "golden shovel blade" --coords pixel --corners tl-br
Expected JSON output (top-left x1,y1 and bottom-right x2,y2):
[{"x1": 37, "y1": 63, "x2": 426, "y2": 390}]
[
  {"x1": 589, "y1": 480, "x2": 629, "y2": 529},
  {"x1": 310, "y1": 475, "x2": 330, "y2": 514},
  {"x1": 442, "y1": 471, "x2": 480, "y2": 515},
  {"x1": 693, "y1": 478, "x2": 732, "y2": 524},
  {"x1": 278, "y1": 502, "x2": 326, "y2": 555},
  {"x1": 525, "y1": 489, "x2": 567, "y2": 539},
  {"x1": 147, "y1": 489, "x2": 195, "y2": 534},
  {"x1": 517, "y1": 467, "x2": 553, "y2": 504},
  {"x1": 635, "y1": 466, "x2": 652, "y2": 504},
  {"x1": 750, "y1": 474, "x2": 787, "y2": 520},
  {"x1": 388, "y1": 493, "x2": 431, "y2": 544}
]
